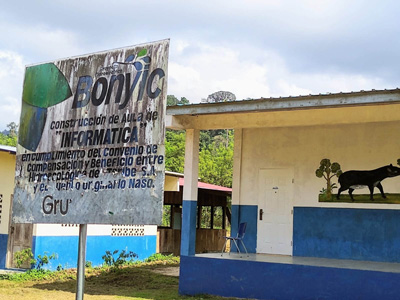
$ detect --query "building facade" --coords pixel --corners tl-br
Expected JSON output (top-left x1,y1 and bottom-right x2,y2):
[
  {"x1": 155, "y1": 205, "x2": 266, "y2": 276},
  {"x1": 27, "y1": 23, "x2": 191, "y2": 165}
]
[{"x1": 169, "y1": 89, "x2": 400, "y2": 300}]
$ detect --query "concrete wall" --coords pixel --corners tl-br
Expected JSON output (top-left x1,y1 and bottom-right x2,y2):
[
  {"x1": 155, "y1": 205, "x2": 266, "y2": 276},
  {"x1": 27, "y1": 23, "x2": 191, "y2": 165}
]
[
  {"x1": 239, "y1": 120, "x2": 400, "y2": 208},
  {"x1": 32, "y1": 224, "x2": 157, "y2": 270},
  {"x1": 0, "y1": 151, "x2": 15, "y2": 268},
  {"x1": 179, "y1": 255, "x2": 400, "y2": 300},
  {"x1": 235, "y1": 120, "x2": 400, "y2": 258},
  {"x1": 293, "y1": 207, "x2": 400, "y2": 262},
  {"x1": 231, "y1": 205, "x2": 257, "y2": 253}
]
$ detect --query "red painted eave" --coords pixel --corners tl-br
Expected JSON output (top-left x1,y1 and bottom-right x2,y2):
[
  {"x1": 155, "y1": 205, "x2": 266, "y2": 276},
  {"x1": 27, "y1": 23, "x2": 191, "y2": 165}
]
[{"x1": 178, "y1": 178, "x2": 232, "y2": 193}]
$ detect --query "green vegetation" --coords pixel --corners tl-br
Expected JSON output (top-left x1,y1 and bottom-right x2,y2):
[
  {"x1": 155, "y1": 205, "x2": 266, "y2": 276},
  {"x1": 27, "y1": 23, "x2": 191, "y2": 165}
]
[
  {"x1": 13, "y1": 248, "x2": 57, "y2": 270},
  {"x1": 1, "y1": 268, "x2": 58, "y2": 282},
  {"x1": 165, "y1": 130, "x2": 186, "y2": 174},
  {"x1": 101, "y1": 250, "x2": 138, "y2": 269},
  {"x1": 144, "y1": 253, "x2": 179, "y2": 263},
  {"x1": 166, "y1": 129, "x2": 234, "y2": 188},
  {"x1": 164, "y1": 96, "x2": 233, "y2": 229},
  {"x1": 167, "y1": 95, "x2": 190, "y2": 106},
  {"x1": 13, "y1": 248, "x2": 36, "y2": 269},
  {"x1": 199, "y1": 129, "x2": 233, "y2": 188},
  {"x1": 165, "y1": 95, "x2": 234, "y2": 188},
  {"x1": 0, "y1": 254, "x2": 239, "y2": 300},
  {"x1": 0, "y1": 122, "x2": 18, "y2": 146}
]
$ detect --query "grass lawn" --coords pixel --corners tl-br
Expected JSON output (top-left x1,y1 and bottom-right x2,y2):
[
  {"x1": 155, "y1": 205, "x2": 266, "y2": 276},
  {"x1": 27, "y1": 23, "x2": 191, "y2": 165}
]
[{"x1": 0, "y1": 261, "x2": 239, "y2": 300}]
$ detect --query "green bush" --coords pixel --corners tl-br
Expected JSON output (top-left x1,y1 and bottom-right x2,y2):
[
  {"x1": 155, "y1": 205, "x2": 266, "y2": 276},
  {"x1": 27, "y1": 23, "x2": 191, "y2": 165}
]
[
  {"x1": 6, "y1": 269, "x2": 56, "y2": 282},
  {"x1": 102, "y1": 250, "x2": 138, "y2": 268},
  {"x1": 13, "y1": 248, "x2": 35, "y2": 269},
  {"x1": 13, "y1": 248, "x2": 57, "y2": 274},
  {"x1": 144, "y1": 253, "x2": 179, "y2": 264}
]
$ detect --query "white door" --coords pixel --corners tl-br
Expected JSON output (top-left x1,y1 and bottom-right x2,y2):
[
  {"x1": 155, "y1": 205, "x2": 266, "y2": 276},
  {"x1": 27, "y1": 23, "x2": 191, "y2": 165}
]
[{"x1": 257, "y1": 168, "x2": 294, "y2": 255}]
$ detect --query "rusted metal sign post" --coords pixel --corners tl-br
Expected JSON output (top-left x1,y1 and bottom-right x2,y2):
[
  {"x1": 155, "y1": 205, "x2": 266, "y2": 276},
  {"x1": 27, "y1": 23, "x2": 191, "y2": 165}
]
[{"x1": 13, "y1": 39, "x2": 169, "y2": 299}]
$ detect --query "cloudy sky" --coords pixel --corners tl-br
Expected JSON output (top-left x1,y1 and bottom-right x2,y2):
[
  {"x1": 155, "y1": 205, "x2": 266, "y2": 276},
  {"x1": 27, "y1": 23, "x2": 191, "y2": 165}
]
[{"x1": 0, "y1": 0, "x2": 399, "y2": 129}]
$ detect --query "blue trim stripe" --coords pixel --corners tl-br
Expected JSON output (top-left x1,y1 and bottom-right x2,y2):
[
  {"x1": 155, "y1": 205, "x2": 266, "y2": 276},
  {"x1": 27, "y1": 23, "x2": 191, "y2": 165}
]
[
  {"x1": 181, "y1": 200, "x2": 197, "y2": 256},
  {"x1": 0, "y1": 234, "x2": 8, "y2": 269}
]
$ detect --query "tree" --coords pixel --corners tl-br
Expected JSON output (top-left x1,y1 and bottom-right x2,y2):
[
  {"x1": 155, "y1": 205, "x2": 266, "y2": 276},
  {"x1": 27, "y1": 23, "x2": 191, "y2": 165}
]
[
  {"x1": 167, "y1": 95, "x2": 179, "y2": 106},
  {"x1": 198, "y1": 130, "x2": 234, "y2": 188},
  {"x1": 0, "y1": 123, "x2": 18, "y2": 147},
  {"x1": 179, "y1": 97, "x2": 189, "y2": 105},
  {"x1": 316, "y1": 158, "x2": 342, "y2": 199},
  {"x1": 167, "y1": 95, "x2": 190, "y2": 106},
  {"x1": 165, "y1": 94, "x2": 234, "y2": 188},
  {"x1": 165, "y1": 130, "x2": 186, "y2": 173},
  {"x1": 165, "y1": 129, "x2": 234, "y2": 188},
  {"x1": 7, "y1": 122, "x2": 18, "y2": 137},
  {"x1": 206, "y1": 91, "x2": 236, "y2": 103}
]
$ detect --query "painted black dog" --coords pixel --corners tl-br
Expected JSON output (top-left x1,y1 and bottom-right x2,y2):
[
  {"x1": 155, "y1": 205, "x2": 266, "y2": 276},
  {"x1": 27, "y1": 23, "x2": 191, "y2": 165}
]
[{"x1": 337, "y1": 164, "x2": 400, "y2": 201}]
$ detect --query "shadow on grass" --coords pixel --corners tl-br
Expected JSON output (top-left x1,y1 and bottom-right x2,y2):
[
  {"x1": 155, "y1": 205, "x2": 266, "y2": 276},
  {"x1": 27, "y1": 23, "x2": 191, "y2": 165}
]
[{"x1": 32, "y1": 265, "x2": 184, "y2": 300}]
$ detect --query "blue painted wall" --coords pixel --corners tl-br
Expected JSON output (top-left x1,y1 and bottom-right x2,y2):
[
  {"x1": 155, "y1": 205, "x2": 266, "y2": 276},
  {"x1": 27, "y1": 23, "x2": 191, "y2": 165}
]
[
  {"x1": 231, "y1": 205, "x2": 257, "y2": 253},
  {"x1": 179, "y1": 255, "x2": 400, "y2": 300},
  {"x1": 293, "y1": 207, "x2": 400, "y2": 262},
  {"x1": 0, "y1": 234, "x2": 8, "y2": 269},
  {"x1": 33, "y1": 235, "x2": 156, "y2": 270}
]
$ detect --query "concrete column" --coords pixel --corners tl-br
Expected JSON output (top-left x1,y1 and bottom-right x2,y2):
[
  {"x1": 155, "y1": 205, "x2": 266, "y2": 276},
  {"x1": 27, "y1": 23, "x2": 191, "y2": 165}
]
[{"x1": 180, "y1": 129, "x2": 199, "y2": 256}]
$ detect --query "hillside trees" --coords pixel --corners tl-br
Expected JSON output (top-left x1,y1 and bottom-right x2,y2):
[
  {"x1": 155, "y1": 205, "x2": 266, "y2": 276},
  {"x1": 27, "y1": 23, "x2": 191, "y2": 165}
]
[
  {"x1": 165, "y1": 129, "x2": 234, "y2": 187},
  {"x1": 165, "y1": 95, "x2": 234, "y2": 188},
  {"x1": 0, "y1": 122, "x2": 18, "y2": 146}
]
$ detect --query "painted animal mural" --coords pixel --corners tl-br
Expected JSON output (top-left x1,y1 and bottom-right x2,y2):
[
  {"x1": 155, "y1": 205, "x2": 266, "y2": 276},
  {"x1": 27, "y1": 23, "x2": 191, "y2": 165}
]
[{"x1": 337, "y1": 164, "x2": 400, "y2": 201}]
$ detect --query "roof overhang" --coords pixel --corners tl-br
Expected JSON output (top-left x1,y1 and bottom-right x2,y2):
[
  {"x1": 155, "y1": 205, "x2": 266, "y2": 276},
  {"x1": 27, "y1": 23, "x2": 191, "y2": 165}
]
[
  {"x1": 166, "y1": 89, "x2": 400, "y2": 130},
  {"x1": 0, "y1": 145, "x2": 16, "y2": 154}
]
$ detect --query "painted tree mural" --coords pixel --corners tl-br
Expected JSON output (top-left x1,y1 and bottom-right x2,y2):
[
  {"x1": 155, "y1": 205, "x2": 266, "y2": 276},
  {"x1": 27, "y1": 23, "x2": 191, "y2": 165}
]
[{"x1": 316, "y1": 158, "x2": 342, "y2": 199}]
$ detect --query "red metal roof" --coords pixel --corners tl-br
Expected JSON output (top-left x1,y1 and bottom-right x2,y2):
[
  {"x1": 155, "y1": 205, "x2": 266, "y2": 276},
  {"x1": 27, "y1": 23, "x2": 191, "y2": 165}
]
[{"x1": 178, "y1": 178, "x2": 232, "y2": 193}]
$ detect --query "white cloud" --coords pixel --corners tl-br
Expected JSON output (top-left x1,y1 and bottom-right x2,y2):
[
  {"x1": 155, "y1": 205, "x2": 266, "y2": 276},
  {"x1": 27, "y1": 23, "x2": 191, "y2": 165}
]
[
  {"x1": 0, "y1": 51, "x2": 25, "y2": 129},
  {"x1": 168, "y1": 41, "x2": 391, "y2": 103},
  {"x1": 168, "y1": 44, "x2": 273, "y2": 102},
  {"x1": 0, "y1": 22, "x2": 84, "y2": 130},
  {"x1": 0, "y1": 21, "x2": 83, "y2": 63}
]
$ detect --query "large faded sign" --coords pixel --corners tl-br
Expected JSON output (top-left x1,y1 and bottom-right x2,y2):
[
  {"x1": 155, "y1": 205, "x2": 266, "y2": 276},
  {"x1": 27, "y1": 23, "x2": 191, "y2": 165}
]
[{"x1": 13, "y1": 39, "x2": 169, "y2": 225}]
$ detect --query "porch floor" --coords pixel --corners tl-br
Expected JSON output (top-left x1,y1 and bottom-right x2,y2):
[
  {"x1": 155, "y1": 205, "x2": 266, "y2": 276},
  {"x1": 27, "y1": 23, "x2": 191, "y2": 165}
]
[
  {"x1": 181, "y1": 253, "x2": 400, "y2": 299},
  {"x1": 196, "y1": 252, "x2": 400, "y2": 273}
]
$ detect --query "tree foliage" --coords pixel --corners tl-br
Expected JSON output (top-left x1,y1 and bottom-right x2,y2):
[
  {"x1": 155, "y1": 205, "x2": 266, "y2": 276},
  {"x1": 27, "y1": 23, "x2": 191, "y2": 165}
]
[
  {"x1": 206, "y1": 91, "x2": 236, "y2": 103},
  {"x1": 165, "y1": 128, "x2": 234, "y2": 188},
  {"x1": 0, "y1": 122, "x2": 18, "y2": 146},
  {"x1": 199, "y1": 130, "x2": 233, "y2": 188},
  {"x1": 165, "y1": 130, "x2": 186, "y2": 173},
  {"x1": 165, "y1": 95, "x2": 234, "y2": 188},
  {"x1": 167, "y1": 95, "x2": 190, "y2": 106}
]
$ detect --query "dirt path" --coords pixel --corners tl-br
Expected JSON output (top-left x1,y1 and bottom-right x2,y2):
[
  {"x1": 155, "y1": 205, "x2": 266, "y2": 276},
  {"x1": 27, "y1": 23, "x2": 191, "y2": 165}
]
[{"x1": 149, "y1": 266, "x2": 179, "y2": 276}]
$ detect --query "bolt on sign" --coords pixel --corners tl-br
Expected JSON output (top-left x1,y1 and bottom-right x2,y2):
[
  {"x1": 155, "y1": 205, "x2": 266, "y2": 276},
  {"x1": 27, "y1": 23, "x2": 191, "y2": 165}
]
[{"x1": 13, "y1": 39, "x2": 169, "y2": 225}]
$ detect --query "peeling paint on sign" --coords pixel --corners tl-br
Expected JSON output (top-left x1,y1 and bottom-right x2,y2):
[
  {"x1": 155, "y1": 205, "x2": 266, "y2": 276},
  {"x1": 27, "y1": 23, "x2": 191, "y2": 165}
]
[{"x1": 13, "y1": 39, "x2": 169, "y2": 225}]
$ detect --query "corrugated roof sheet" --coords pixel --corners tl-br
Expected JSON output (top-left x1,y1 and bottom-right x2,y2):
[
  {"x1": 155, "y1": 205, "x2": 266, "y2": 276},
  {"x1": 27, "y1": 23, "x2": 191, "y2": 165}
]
[{"x1": 169, "y1": 88, "x2": 400, "y2": 108}]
